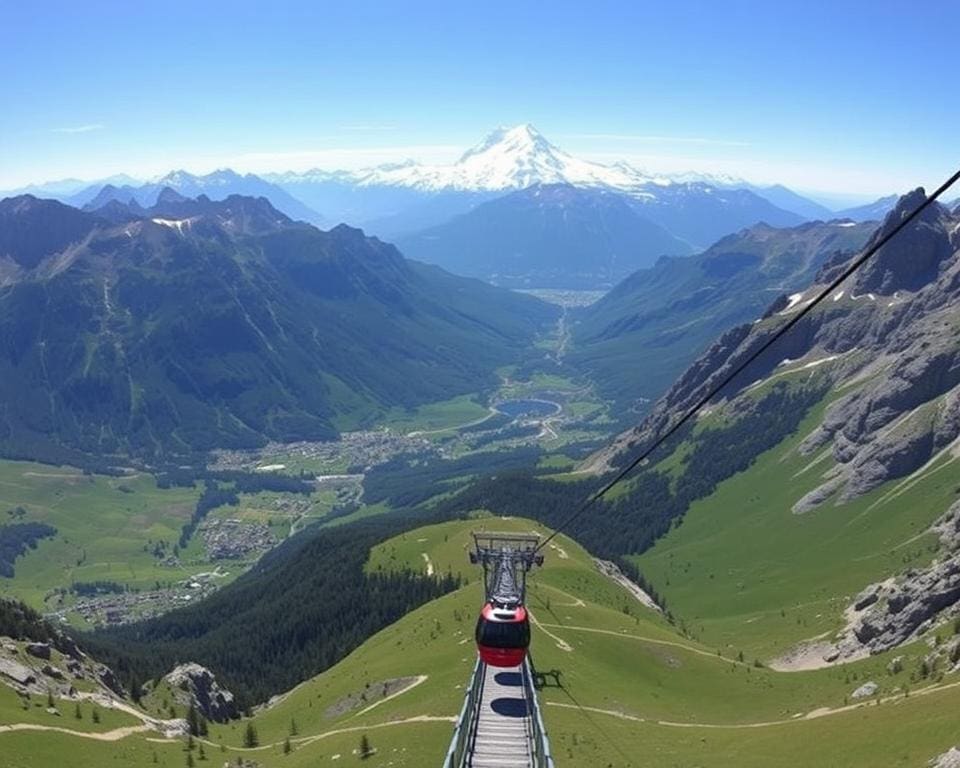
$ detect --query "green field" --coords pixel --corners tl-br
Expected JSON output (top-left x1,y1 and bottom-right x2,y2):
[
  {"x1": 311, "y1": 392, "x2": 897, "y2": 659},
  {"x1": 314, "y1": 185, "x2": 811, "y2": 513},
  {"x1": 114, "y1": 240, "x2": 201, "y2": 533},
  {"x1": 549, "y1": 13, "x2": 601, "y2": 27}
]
[
  {"x1": 383, "y1": 395, "x2": 492, "y2": 435},
  {"x1": 0, "y1": 461, "x2": 200, "y2": 608}
]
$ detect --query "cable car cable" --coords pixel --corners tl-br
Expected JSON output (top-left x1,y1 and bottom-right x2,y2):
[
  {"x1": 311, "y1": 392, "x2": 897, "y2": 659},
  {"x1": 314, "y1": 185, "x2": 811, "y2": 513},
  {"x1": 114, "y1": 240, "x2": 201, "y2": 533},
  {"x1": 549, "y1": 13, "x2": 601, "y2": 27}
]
[{"x1": 535, "y1": 167, "x2": 960, "y2": 554}]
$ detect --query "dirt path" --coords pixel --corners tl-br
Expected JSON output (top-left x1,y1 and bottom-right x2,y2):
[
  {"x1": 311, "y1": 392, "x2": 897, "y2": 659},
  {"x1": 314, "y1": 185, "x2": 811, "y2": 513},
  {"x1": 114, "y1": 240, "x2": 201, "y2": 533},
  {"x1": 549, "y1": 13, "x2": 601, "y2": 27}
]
[
  {"x1": 353, "y1": 675, "x2": 428, "y2": 718},
  {"x1": 0, "y1": 723, "x2": 151, "y2": 741},
  {"x1": 547, "y1": 676, "x2": 960, "y2": 730},
  {"x1": 406, "y1": 408, "x2": 497, "y2": 437},
  {"x1": 529, "y1": 612, "x2": 573, "y2": 652},
  {"x1": 153, "y1": 714, "x2": 458, "y2": 751},
  {"x1": 538, "y1": 623, "x2": 746, "y2": 666},
  {"x1": 74, "y1": 691, "x2": 162, "y2": 724},
  {"x1": 540, "y1": 583, "x2": 585, "y2": 607}
]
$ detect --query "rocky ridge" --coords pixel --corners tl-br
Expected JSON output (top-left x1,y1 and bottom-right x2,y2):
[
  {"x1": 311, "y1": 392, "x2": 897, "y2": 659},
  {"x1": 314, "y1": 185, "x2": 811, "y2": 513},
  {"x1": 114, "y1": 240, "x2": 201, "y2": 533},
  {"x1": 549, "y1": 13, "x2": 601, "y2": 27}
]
[
  {"x1": 0, "y1": 635, "x2": 123, "y2": 698},
  {"x1": 589, "y1": 190, "x2": 960, "y2": 510}
]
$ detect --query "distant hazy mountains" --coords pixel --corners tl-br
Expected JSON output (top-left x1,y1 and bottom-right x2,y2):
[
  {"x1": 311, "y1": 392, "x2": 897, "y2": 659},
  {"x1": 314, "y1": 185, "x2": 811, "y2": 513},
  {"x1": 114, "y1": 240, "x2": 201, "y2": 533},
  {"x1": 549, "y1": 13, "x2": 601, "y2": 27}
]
[
  {"x1": 568, "y1": 218, "x2": 876, "y2": 412},
  {"x1": 68, "y1": 169, "x2": 326, "y2": 226},
  {"x1": 4, "y1": 124, "x2": 902, "y2": 290},
  {"x1": 834, "y1": 195, "x2": 900, "y2": 222},
  {"x1": 0, "y1": 193, "x2": 556, "y2": 461}
]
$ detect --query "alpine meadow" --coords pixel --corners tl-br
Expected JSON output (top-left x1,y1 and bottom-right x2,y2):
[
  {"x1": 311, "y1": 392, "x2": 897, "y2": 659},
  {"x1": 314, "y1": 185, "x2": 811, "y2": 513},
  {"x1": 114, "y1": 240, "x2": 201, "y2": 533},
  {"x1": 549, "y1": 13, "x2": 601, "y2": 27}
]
[{"x1": 2, "y1": 4, "x2": 960, "y2": 767}]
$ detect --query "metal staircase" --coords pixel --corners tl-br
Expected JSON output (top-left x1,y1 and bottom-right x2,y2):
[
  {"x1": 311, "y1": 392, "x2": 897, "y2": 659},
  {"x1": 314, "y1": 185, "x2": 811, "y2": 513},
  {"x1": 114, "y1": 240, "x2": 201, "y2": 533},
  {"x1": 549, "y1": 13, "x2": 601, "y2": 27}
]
[{"x1": 443, "y1": 657, "x2": 554, "y2": 768}]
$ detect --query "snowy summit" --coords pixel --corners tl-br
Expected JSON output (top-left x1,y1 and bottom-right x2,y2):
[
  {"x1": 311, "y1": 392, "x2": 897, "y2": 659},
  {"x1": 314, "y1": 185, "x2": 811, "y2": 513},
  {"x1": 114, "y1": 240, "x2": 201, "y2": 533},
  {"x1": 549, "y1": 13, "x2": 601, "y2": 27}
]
[{"x1": 278, "y1": 124, "x2": 663, "y2": 193}]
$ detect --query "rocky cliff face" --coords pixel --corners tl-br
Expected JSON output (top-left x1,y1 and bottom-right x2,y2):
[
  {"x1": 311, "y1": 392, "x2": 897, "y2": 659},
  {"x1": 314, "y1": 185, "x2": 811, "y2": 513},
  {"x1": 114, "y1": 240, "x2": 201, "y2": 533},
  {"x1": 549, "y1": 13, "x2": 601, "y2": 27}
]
[{"x1": 588, "y1": 190, "x2": 960, "y2": 509}]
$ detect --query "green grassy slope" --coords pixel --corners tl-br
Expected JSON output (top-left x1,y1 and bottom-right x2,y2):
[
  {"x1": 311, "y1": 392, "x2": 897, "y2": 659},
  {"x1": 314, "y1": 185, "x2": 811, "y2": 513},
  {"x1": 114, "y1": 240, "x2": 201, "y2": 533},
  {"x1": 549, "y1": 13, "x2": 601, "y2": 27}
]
[
  {"x1": 632, "y1": 393, "x2": 958, "y2": 659},
  {"x1": 5, "y1": 516, "x2": 960, "y2": 766}
]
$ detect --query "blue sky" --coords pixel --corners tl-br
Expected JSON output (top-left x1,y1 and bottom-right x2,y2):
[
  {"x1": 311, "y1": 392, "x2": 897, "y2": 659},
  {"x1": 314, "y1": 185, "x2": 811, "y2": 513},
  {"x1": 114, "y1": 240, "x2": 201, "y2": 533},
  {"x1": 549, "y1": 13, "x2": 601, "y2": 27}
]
[{"x1": 2, "y1": 0, "x2": 957, "y2": 201}]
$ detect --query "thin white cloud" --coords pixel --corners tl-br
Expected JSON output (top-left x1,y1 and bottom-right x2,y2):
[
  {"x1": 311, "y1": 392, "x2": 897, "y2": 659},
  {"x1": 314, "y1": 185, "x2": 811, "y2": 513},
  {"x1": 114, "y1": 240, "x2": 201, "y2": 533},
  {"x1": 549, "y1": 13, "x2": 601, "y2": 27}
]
[
  {"x1": 565, "y1": 132, "x2": 749, "y2": 147},
  {"x1": 338, "y1": 124, "x2": 398, "y2": 131},
  {"x1": 227, "y1": 144, "x2": 462, "y2": 173},
  {"x1": 51, "y1": 124, "x2": 104, "y2": 134}
]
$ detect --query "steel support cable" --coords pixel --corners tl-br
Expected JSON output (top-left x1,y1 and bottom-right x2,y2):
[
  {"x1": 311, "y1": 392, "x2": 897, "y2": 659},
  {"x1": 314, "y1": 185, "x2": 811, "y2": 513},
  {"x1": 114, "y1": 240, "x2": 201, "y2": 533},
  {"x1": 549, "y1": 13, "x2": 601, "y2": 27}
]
[{"x1": 536, "y1": 167, "x2": 960, "y2": 554}]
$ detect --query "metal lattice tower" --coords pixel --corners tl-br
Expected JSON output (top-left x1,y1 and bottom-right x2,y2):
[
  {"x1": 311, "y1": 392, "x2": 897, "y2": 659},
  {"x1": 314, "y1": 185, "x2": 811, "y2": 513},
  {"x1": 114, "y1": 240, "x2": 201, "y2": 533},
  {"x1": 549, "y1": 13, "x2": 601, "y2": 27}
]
[{"x1": 470, "y1": 532, "x2": 543, "y2": 606}]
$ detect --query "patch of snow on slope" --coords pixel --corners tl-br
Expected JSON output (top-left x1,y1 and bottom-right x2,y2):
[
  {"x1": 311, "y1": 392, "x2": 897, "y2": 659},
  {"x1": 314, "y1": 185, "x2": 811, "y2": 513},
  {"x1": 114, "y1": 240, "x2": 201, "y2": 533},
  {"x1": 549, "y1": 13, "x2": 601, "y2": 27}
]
[
  {"x1": 781, "y1": 292, "x2": 805, "y2": 313},
  {"x1": 151, "y1": 218, "x2": 191, "y2": 234}
]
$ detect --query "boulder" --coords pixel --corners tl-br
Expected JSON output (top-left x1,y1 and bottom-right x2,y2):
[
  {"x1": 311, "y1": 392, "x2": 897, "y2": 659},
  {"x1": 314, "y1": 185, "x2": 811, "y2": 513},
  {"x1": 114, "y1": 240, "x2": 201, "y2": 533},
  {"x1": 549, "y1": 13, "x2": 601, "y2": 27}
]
[
  {"x1": 25, "y1": 642, "x2": 51, "y2": 660},
  {"x1": 851, "y1": 681, "x2": 878, "y2": 699},
  {"x1": 163, "y1": 662, "x2": 238, "y2": 722}
]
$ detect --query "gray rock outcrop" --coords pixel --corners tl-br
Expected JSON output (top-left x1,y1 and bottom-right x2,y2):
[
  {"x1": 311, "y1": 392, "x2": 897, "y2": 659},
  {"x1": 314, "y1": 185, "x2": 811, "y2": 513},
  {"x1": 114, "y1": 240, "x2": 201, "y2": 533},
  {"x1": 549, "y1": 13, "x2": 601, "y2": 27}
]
[
  {"x1": 0, "y1": 658, "x2": 35, "y2": 686},
  {"x1": 830, "y1": 503, "x2": 960, "y2": 659},
  {"x1": 930, "y1": 747, "x2": 960, "y2": 768},
  {"x1": 850, "y1": 681, "x2": 878, "y2": 698},
  {"x1": 164, "y1": 662, "x2": 238, "y2": 722},
  {"x1": 95, "y1": 663, "x2": 124, "y2": 696}
]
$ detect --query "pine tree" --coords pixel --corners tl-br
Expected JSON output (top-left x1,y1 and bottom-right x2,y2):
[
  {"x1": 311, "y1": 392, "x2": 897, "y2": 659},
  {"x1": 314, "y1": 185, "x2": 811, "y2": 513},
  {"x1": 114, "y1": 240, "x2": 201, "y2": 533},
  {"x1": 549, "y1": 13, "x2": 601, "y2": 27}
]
[
  {"x1": 360, "y1": 733, "x2": 372, "y2": 759},
  {"x1": 74, "y1": 702, "x2": 82, "y2": 719},
  {"x1": 289, "y1": 717, "x2": 298, "y2": 736},
  {"x1": 198, "y1": 714, "x2": 208, "y2": 737},
  {"x1": 186, "y1": 751, "x2": 195, "y2": 768},
  {"x1": 198, "y1": 743, "x2": 207, "y2": 761},
  {"x1": 283, "y1": 737, "x2": 292, "y2": 755},
  {"x1": 187, "y1": 703, "x2": 199, "y2": 736},
  {"x1": 243, "y1": 721, "x2": 259, "y2": 748},
  {"x1": 92, "y1": 707, "x2": 101, "y2": 724}
]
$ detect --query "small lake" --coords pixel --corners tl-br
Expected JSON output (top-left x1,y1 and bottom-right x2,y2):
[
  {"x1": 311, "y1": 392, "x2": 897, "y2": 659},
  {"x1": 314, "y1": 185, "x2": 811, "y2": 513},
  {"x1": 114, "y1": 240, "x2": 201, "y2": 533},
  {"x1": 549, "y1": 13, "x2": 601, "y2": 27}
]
[{"x1": 496, "y1": 399, "x2": 561, "y2": 418}]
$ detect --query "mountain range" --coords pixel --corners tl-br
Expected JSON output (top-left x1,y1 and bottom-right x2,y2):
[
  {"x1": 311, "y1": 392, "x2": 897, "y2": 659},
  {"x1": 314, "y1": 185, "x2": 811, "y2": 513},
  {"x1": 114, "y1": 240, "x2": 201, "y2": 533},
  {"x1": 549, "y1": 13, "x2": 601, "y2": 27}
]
[
  {"x1": 267, "y1": 124, "x2": 816, "y2": 243},
  {"x1": 4, "y1": 125, "x2": 904, "y2": 292},
  {"x1": 0, "y1": 193, "x2": 556, "y2": 461},
  {"x1": 593, "y1": 191, "x2": 960, "y2": 478},
  {"x1": 68, "y1": 169, "x2": 326, "y2": 226},
  {"x1": 568, "y1": 217, "x2": 876, "y2": 412}
]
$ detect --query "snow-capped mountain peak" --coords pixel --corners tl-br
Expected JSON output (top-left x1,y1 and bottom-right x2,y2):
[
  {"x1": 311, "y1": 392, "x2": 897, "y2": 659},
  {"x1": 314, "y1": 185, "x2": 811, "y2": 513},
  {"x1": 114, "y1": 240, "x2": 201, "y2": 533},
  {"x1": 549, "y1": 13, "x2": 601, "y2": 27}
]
[
  {"x1": 457, "y1": 123, "x2": 554, "y2": 163},
  {"x1": 352, "y1": 123, "x2": 643, "y2": 192}
]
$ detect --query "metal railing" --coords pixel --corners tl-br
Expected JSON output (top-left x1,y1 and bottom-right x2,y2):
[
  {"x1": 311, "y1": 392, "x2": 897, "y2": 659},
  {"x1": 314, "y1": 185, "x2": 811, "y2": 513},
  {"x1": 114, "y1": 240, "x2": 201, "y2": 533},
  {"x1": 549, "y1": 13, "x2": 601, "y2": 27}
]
[
  {"x1": 442, "y1": 657, "x2": 484, "y2": 768},
  {"x1": 522, "y1": 656, "x2": 555, "y2": 768}
]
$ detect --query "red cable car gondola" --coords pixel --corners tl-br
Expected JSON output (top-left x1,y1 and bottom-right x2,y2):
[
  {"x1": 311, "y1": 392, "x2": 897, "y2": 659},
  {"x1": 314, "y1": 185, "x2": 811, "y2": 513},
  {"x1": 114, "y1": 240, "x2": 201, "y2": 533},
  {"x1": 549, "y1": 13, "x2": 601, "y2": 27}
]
[
  {"x1": 475, "y1": 601, "x2": 530, "y2": 667},
  {"x1": 469, "y1": 531, "x2": 543, "y2": 668}
]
